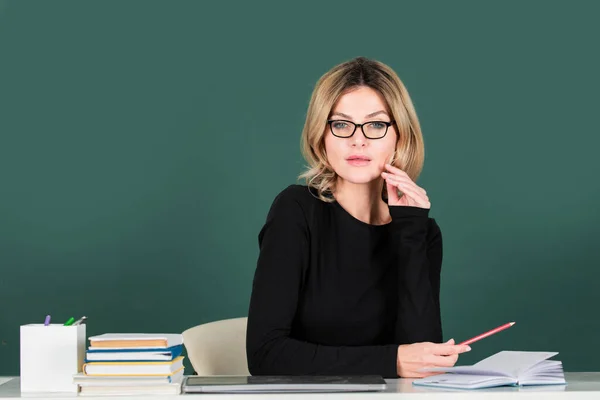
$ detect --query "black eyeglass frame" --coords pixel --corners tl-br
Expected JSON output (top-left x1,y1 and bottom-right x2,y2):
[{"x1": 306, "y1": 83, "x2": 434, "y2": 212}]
[{"x1": 326, "y1": 119, "x2": 396, "y2": 139}]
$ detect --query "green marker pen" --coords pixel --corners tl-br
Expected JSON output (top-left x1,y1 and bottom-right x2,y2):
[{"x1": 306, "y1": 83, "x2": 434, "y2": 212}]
[{"x1": 64, "y1": 317, "x2": 75, "y2": 326}]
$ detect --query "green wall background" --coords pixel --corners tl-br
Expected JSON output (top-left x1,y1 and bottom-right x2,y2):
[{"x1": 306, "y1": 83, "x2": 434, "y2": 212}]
[{"x1": 1, "y1": 0, "x2": 599, "y2": 374}]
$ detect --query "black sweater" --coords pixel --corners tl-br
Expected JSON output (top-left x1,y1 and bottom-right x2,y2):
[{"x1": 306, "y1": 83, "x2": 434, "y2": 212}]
[{"x1": 246, "y1": 185, "x2": 443, "y2": 378}]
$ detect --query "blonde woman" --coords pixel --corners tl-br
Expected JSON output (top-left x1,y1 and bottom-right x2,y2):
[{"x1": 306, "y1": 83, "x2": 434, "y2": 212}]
[{"x1": 246, "y1": 57, "x2": 470, "y2": 378}]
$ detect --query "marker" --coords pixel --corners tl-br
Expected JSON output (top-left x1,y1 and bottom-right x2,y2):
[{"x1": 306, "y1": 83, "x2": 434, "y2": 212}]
[
  {"x1": 459, "y1": 322, "x2": 515, "y2": 346},
  {"x1": 44, "y1": 315, "x2": 51, "y2": 326},
  {"x1": 72, "y1": 316, "x2": 87, "y2": 326},
  {"x1": 63, "y1": 317, "x2": 75, "y2": 326}
]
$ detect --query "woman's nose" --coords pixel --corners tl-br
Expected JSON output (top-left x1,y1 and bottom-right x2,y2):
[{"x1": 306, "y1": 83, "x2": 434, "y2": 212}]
[{"x1": 350, "y1": 128, "x2": 367, "y2": 147}]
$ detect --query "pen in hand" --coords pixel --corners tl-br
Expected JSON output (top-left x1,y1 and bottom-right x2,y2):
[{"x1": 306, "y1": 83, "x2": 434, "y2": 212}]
[{"x1": 459, "y1": 322, "x2": 515, "y2": 346}]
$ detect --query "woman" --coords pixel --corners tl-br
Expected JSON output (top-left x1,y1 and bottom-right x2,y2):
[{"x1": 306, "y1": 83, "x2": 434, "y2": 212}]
[{"x1": 246, "y1": 57, "x2": 470, "y2": 379}]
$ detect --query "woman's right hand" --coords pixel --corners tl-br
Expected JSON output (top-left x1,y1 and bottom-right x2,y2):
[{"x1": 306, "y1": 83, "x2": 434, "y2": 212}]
[{"x1": 396, "y1": 339, "x2": 471, "y2": 378}]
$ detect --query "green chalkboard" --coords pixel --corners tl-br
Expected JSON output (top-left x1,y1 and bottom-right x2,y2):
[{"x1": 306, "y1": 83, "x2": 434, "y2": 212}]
[{"x1": 1, "y1": 0, "x2": 599, "y2": 375}]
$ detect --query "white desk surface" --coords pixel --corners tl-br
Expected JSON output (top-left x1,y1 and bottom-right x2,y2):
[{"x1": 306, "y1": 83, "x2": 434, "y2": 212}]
[{"x1": 1, "y1": 373, "x2": 600, "y2": 399}]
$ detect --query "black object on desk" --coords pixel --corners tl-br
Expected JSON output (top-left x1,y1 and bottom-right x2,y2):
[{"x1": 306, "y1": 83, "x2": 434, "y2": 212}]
[{"x1": 182, "y1": 375, "x2": 387, "y2": 393}]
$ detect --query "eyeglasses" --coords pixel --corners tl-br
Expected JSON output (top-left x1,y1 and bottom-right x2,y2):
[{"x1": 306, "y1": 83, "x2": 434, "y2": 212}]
[{"x1": 327, "y1": 119, "x2": 396, "y2": 139}]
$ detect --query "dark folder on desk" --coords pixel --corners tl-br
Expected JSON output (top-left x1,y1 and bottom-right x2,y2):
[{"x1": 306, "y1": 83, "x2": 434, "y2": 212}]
[{"x1": 182, "y1": 375, "x2": 387, "y2": 393}]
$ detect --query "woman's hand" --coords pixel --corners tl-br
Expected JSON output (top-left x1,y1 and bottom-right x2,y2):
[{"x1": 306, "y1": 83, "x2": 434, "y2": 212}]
[
  {"x1": 381, "y1": 164, "x2": 430, "y2": 209},
  {"x1": 396, "y1": 339, "x2": 471, "y2": 378}
]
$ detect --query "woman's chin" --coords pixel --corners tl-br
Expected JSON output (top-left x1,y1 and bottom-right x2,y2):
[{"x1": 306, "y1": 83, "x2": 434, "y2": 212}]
[{"x1": 337, "y1": 171, "x2": 382, "y2": 185}]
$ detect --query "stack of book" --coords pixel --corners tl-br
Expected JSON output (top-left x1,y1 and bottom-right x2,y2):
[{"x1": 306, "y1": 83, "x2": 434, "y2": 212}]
[{"x1": 73, "y1": 333, "x2": 185, "y2": 396}]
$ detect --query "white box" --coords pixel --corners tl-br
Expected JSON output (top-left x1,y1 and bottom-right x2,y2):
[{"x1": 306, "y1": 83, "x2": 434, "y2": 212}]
[{"x1": 20, "y1": 323, "x2": 86, "y2": 393}]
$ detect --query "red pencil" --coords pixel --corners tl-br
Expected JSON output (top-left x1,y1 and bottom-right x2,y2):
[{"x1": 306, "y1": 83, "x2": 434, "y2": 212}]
[{"x1": 458, "y1": 322, "x2": 515, "y2": 346}]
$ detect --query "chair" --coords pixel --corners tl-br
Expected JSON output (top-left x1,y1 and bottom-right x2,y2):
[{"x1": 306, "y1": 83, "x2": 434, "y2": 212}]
[{"x1": 182, "y1": 317, "x2": 249, "y2": 376}]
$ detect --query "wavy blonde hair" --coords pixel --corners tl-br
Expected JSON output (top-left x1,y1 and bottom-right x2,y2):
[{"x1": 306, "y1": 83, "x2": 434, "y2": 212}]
[{"x1": 299, "y1": 57, "x2": 425, "y2": 202}]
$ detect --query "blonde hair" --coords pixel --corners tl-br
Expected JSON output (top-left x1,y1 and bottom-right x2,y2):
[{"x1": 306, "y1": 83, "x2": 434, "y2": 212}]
[{"x1": 299, "y1": 57, "x2": 425, "y2": 202}]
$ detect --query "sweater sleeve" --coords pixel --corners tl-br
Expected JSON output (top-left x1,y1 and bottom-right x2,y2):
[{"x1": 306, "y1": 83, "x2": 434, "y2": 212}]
[
  {"x1": 246, "y1": 188, "x2": 399, "y2": 377},
  {"x1": 389, "y1": 205, "x2": 443, "y2": 345}
]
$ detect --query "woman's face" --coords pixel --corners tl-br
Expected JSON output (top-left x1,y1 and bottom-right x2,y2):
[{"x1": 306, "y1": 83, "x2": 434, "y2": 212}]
[{"x1": 324, "y1": 86, "x2": 397, "y2": 186}]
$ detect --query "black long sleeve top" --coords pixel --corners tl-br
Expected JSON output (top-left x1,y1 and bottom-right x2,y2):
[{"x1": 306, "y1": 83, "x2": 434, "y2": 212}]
[{"x1": 246, "y1": 185, "x2": 443, "y2": 378}]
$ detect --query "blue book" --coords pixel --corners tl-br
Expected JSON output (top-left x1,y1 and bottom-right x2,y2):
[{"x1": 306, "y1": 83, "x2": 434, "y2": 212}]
[{"x1": 86, "y1": 344, "x2": 183, "y2": 362}]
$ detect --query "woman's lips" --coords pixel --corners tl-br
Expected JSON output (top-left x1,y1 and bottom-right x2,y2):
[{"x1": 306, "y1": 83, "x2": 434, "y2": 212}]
[{"x1": 346, "y1": 156, "x2": 371, "y2": 167}]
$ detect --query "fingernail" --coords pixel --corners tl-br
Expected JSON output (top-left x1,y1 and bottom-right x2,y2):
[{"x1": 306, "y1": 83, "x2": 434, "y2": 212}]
[{"x1": 465, "y1": 346, "x2": 471, "y2": 352}]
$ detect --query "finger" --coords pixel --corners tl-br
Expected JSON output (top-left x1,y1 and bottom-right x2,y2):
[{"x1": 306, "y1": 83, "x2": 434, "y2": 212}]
[
  {"x1": 384, "y1": 164, "x2": 424, "y2": 190},
  {"x1": 415, "y1": 371, "x2": 445, "y2": 379},
  {"x1": 382, "y1": 174, "x2": 420, "y2": 193},
  {"x1": 432, "y1": 344, "x2": 471, "y2": 356},
  {"x1": 430, "y1": 354, "x2": 459, "y2": 368},
  {"x1": 387, "y1": 184, "x2": 425, "y2": 208},
  {"x1": 425, "y1": 354, "x2": 458, "y2": 368},
  {"x1": 382, "y1": 173, "x2": 427, "y2": 196},
  {"x1": 386, "y1": 180, "x2": 429, "y2": 207},
  {"x1": 423, "y1": 354, "x2": 451, "y2": 368},
  {"x1": 381, "y1": 170, "x2": 419, "y2": 186},
  {"x1": 394, "y1": 182, "x2": 428, "y2": 205},
  {"x1": 386, "y1": 180, "x2": 427, "y2": 202},
  {"x1": 422, "y1": 371, "x2": 445, "y2": 378},
  {"x1": 384, "y1": 163, "x2": 410, "y2": 178},
  {"x1": 386, "y1": 181, "x2": 400, "y2": 203}
]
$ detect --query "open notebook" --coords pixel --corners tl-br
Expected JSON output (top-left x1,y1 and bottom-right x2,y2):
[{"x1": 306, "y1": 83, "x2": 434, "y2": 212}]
[{"x1": 413, "y1": 351, "x2": 566, "y2": 389}]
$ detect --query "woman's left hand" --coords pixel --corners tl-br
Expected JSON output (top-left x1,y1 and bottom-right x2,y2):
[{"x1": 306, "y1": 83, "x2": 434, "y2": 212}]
[{"x1": 381, "y1": 164, "x2": 431, "y2": 209}]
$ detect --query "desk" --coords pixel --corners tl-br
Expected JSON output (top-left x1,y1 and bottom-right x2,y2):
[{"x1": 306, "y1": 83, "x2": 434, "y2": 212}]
[{"x1": 1, "y1": 374, "x2": 600, "y2": 399}]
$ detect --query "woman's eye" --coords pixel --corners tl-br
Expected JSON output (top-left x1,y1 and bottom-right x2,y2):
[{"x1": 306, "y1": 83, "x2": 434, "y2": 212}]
[
  {"x1": 333, "y1": 122, "x2": 348, "y2": 129},
  {"x1": 369, "y1": 122, "x2": 386, "y2": 129}
]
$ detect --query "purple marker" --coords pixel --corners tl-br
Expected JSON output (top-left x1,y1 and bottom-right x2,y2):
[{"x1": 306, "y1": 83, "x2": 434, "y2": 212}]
[{"x1": 44, "y1": 315, "x2": 51, "y2": 326}]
